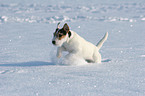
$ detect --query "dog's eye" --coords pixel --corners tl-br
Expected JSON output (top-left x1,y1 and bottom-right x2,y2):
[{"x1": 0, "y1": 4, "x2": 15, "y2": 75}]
[{"x1": 59, "y1": 34, "x2": 62, "y2": 37}]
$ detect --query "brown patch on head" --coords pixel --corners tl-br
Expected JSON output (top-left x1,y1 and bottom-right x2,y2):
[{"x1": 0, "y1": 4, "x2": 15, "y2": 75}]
[
  {"x1": 58, "y1": 34, "x2": 67, "y2": 40},
  {"x1": 53, "y1": 28, "x2": 67, "y2": 40}
]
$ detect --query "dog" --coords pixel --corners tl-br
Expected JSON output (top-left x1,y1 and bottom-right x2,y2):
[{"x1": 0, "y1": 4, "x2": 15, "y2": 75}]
[{"x1": 52, "y1": 22, "x2": 108, "y2": 63}]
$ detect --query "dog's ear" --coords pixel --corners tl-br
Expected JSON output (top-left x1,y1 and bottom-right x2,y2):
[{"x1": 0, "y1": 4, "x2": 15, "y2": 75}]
[
  {"x1": 57, "y1": 22, "x2": 60, "y2": 29},
  {"x1": 63, "y1": 23, "x2": 69, "y2": 32}
]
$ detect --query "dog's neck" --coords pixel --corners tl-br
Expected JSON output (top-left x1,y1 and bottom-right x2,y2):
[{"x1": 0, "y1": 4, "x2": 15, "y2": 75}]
[
  {"x1": 62, "y1": 31, "x2": 75, "y2": 52},
  {"x1": 66, "y1": 30, "x2": 74, "y2": 43}
]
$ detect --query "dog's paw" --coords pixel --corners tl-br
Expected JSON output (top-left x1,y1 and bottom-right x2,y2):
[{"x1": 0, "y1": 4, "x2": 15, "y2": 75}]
[{"x1": 57, "y1": 54, "x2": 61, "y2": 58}]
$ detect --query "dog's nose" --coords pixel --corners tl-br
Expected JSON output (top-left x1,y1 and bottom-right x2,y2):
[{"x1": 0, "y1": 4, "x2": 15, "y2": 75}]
[{"x1": 52, "y1": 41, "x2": 56, "y2": 45}]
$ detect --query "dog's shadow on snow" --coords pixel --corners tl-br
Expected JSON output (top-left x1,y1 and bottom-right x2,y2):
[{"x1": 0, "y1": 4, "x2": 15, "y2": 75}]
[
  {"x1": 0, "y1": 61, "x2": 56, "y2": 67},
  {"x1": 0, "y1": 59, "x2": 111, "y2": 67},
  {"x1": 102, "y1": 59, "x2": 111, "y2": 63}
]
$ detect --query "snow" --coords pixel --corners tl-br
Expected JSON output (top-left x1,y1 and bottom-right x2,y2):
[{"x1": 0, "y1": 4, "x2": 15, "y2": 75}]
[{"x1": 0, "y1": 0, "x2": 145, "y2": 96}]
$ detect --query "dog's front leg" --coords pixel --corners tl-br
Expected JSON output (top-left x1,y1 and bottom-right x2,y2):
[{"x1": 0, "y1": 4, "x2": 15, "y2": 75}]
[{"x1": 57, "y1": 47, "x2": 65, "y2": 58}]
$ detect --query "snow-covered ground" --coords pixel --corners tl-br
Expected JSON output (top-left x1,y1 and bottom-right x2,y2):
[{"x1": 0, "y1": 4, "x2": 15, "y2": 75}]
[{"x1": 0, "y1": 0, "x2": 145, "y2": 96}]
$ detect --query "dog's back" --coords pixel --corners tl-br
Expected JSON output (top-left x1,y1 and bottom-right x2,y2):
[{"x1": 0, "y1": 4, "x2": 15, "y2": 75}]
[
  {"x1": 64, "y1": 31, "x2": 98, "y2": 60},
  {"x1": 65, "y1": 31, "x2": 108, "y2": 62}
]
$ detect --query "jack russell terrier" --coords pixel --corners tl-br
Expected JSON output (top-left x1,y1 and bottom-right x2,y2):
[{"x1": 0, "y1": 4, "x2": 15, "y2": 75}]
[{"x1": 52, "y1": 22, "x2": 108, "y2": 63}]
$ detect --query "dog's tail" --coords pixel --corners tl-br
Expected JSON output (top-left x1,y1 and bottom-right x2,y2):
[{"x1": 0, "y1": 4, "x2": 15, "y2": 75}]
[{"x1": 96, "y1": 32, "x2": 108, "y2": 50}]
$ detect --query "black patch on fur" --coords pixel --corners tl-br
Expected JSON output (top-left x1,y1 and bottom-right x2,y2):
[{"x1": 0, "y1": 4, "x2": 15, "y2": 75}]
[
  {"x1": 59, "y1": 34, "x2": 62, "y2": 37},
  {"x1": 68, "y1": 31, "x2": 71, "y2": 38},
  {"x1": 59, "y1": 29, "x2": 66, "y2": 35},
  {"x1": 55, "y1": 28, "x2": 59, "y2": 32}
]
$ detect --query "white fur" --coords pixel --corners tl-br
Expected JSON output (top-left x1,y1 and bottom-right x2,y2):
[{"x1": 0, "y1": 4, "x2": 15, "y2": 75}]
[{"x1": 55, "y1": 30, "x2": 108, "y2": 63}]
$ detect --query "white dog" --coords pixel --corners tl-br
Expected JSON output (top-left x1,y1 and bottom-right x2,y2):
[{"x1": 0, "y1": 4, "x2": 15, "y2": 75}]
[{"x1": 52, "y1": 22, "x2": 108, "y2": 63}]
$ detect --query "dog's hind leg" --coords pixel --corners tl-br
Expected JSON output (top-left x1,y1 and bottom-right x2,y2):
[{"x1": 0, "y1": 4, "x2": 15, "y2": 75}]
[{"x1": 93, "y1": 52, "x2": 101, "y2": 63}]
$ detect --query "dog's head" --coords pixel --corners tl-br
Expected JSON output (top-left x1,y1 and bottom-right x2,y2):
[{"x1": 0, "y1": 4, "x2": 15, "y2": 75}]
[{"x1": 52, "y1": 22, "x2": 71, "y2": 47}]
